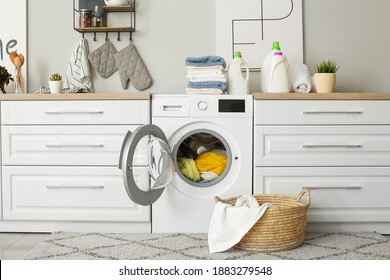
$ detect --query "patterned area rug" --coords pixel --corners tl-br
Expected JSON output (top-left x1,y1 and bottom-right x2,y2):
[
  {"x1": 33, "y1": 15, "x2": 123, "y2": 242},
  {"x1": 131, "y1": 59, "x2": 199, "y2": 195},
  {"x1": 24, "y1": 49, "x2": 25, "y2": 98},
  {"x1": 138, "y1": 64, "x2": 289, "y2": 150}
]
[{"x1": 24, "y1": 232, "x2": 390, "y2": 260}]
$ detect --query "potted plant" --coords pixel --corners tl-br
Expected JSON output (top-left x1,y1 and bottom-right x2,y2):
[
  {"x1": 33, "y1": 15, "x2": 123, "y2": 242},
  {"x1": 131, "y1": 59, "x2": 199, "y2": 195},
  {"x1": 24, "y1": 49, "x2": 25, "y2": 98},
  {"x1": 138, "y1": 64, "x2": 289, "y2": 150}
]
[
  {"x1": 0, "y1": 66, "x2": 14, "y2": 94},
  {"x1": 49, "y1": 73, "x2": 63, "y2": 94},
  {"x1": 314, "y1": 60, "x2": 340, "y2": 93}
]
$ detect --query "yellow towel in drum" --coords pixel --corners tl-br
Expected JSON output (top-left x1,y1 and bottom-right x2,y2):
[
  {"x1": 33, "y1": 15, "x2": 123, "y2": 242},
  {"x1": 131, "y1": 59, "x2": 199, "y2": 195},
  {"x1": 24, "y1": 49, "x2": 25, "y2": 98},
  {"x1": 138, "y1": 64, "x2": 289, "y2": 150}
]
[
  {"x1": 177, "y1": 158, "x2": 201, "y2": 182},
  {"x1": 195, "y1": 152, "x2": 228, "y2": 176}
]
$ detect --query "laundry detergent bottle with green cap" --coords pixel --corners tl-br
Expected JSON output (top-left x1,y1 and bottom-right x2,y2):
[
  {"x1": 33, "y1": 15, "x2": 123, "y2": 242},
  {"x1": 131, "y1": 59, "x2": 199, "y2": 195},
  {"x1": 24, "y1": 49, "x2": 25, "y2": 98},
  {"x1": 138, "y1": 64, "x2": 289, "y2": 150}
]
[
  {"x1": 227, "y1": 51, "x2": 250, "y2": 95},
  {"x1": 261, "y1": 42, "x2": 291, "y2": 93}
]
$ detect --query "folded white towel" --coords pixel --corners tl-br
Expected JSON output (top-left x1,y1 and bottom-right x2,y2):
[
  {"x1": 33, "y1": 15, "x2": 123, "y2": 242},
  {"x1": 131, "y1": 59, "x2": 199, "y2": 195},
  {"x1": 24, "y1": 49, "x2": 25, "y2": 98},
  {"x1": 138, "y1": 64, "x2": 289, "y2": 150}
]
[
  {"x1": 66, "y1": 39, "x2": 94, "y2": 92},
  {"x1": 208, "y1": 195, "x2": 273, "y2": 253},
  {"x1": 185, "y1": 88, "x2": 223, "y2": 94},
  {"x1": 187, "y1": 65, "x2": 225, "y2": 72},
  {"x1": 187, "y1": 76, "x2": 227, "y2": 83},
  {"x1": 290, "y1": 64, "x2": 312, "y2": 93}
]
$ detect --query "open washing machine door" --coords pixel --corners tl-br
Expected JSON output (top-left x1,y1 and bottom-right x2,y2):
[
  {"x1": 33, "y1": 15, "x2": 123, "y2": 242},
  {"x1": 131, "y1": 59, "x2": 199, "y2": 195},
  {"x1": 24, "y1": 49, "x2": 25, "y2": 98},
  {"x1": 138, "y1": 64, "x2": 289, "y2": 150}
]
[{"x1": 118, "y1": 125, "x2": 175, "y2": 206}]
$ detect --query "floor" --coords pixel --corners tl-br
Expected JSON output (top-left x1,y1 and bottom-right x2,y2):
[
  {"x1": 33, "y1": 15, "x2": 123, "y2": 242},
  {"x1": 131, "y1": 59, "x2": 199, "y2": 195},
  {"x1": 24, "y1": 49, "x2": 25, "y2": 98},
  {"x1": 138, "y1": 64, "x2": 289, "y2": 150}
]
[
  {"x1": 0, "y1": 233, "x2": 390, "y2": 260},
  {"x1": 0, "y1": 233, "x2": 50, "y2": 260}
]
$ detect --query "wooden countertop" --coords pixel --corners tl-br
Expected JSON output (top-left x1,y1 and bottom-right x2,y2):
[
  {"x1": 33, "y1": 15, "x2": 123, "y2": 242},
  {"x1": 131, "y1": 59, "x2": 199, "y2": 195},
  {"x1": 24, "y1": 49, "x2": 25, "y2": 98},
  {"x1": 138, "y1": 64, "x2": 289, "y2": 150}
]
[
  {"x1": 0, "y1": 92, "x2": 151, "y2": 101},
  {"x1": 253, "y1": 93, "x2": 390, "y2": 100}
]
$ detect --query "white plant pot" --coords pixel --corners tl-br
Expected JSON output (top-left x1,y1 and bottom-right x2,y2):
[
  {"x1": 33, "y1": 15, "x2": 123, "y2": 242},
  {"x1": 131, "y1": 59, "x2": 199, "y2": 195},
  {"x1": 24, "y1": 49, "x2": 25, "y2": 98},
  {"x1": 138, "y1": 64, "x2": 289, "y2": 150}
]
[
  {"x1": 314, "y1": 73, "x2": 336, "y2": 93},
  {"x1": 104, "y1": 0, "x2": 129, "y2": 6},
  {"x1": 49, "y1": 81, "x2": 63, "y2": 94}
]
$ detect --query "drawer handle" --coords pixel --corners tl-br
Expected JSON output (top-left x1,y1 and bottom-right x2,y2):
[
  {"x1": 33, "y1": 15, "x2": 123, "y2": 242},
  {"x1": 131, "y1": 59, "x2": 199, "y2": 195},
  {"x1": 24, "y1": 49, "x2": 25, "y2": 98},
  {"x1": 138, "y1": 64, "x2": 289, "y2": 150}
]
[
  {"x1": 303, "y1": 186, "x2": 362, "y2": 190},
  {"x1": 302, "y1": 144, "x2": 362, "y2": 148},
  {"x1": 45, "y1": 111, "x2": 104, "y2": 115},
  {"x1": 46, "y1": 185, "x2": 104, "y2": 189},
  {"x1": 302, "y1": 111, "x2": 363, "y2": 114},
  {"x1": 46, "y1": 144, "x2": 104, "y2": 148}
]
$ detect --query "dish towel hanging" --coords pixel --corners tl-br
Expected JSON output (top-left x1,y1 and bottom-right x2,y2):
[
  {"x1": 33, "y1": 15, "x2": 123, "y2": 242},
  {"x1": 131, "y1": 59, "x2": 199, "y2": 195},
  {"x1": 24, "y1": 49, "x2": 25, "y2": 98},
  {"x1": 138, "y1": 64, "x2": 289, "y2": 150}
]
[
  {"x1": 66, "y1": 38, "x2": 94, "y2": 92},
  {"x1": 208, "y1": 195, "x2": 273, "y2": 253}
]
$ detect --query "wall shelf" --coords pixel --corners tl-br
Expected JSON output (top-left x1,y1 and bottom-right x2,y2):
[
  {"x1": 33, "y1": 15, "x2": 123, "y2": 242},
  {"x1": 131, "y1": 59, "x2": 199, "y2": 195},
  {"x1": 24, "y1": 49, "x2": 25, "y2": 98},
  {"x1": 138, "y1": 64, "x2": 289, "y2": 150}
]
[
  {"x1": 103, "y1": 6, "x2": 134, "y2": 12},
  {"x1": 73, "y1": 0, "x2": 136, "y2": 41},
  {"x1": 75, "y1": 27, "x2": 135, "y2": 33}
]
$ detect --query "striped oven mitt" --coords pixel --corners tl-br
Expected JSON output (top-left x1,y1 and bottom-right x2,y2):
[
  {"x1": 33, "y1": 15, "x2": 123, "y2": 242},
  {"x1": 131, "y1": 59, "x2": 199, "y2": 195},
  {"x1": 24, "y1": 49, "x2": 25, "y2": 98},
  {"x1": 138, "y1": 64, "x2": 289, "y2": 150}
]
[{"x1": 113, "y1": 44, "x2": 152, "y2": 90}]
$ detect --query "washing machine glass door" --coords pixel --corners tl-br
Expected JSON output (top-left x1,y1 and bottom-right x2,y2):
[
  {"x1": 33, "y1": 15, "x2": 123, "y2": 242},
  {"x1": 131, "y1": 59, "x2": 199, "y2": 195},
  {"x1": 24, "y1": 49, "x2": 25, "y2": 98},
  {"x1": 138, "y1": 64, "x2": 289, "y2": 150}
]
[{"x1": 118, "y1": 125, "x2": 175, "y2": 206}]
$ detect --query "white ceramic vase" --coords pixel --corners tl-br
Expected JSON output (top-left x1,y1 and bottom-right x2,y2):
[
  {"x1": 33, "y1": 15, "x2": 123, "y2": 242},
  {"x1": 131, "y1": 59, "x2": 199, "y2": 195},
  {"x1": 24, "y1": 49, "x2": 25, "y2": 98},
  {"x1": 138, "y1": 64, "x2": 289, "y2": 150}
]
[
  {"x1": 314, "y1": 73, "x2": 336, "y2": 93},
  {"x1": 49, "y1": 80, "x2": 63, "y2": 94}
]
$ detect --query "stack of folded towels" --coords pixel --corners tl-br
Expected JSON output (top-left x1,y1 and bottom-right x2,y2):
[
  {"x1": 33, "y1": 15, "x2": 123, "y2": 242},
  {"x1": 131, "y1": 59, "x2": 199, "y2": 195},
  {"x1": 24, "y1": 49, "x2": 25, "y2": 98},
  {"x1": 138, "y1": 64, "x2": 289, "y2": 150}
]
[{"x1": 185, "y1": 56, "x2": 227, "y2": 94}]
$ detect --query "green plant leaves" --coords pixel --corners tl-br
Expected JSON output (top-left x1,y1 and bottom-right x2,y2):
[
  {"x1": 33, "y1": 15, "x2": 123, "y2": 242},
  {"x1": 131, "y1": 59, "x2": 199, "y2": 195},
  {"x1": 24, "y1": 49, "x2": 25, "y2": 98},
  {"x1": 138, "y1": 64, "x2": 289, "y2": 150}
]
[{"x1": 315, "y1": 60, "x2": 340, "y2": 73}]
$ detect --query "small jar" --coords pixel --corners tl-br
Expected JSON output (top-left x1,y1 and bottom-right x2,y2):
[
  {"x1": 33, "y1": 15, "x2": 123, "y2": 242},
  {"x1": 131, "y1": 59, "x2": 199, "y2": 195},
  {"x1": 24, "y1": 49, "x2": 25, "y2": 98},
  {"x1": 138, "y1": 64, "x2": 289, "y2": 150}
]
[{"x1": 79, "y1": 9, "x2": 93, "y2": 28}]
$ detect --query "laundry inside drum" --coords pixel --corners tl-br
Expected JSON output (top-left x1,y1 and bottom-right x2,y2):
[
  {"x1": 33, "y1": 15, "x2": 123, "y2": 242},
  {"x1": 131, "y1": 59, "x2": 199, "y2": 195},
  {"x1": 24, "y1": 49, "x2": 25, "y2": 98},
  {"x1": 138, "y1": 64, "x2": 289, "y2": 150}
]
[{"x1": 176, "y1": 132, "x2": 229, "y2": 185}]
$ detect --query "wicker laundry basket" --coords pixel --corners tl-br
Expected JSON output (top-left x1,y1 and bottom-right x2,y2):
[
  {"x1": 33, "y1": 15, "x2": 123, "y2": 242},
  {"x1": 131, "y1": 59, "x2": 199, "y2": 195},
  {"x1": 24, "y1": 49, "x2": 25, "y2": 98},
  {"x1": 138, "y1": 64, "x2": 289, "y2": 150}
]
[{"x1": 215, "y1": 189, "x2": 310, "y2": 252}]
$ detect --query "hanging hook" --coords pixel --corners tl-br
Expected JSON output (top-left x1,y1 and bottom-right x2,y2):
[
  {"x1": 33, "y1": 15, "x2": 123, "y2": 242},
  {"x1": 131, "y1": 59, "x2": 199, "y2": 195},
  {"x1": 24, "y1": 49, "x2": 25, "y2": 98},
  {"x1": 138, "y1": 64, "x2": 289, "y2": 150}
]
[
  {"x1": 93, "y1": 32, "x2": 97, "y2": 41},
  {"x1": 105, "y1": 32, "x2": 109, "y2": 42},
  {"x1": 82, "y1": 32, "x2": 85, "y2": 39},
  {"x1": 117, "y1": 32, "x2": 121, "y2": 41},
  {"x1": 129, "y1": 32, "x2": 132, "y2": 42}
]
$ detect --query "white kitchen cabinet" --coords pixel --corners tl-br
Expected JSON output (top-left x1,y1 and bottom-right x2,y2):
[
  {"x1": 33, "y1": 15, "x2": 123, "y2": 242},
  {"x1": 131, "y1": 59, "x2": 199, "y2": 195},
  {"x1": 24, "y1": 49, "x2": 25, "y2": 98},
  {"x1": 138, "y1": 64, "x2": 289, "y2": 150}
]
[
  {"x1": 255, "y1": 167, "x2": 390, "y2": 223},
  {"x1": 0, "y1": 97, "x2": 151, "y2": 233},
  {"x1": 255, "y1": 126, "x2": 390, "y2": 167},
  {"x1": 2, "y1": 166, "x2": 150, "y2": 222},
  {"x1": 1, "y1": 100, "x2": 148, "y2": 125},
  {"x1": 2, "y1": 125, "x2": 140, "y2": 166},
  {"x1": 254, "y1": 99, "x2": 390, "y2": 233}
]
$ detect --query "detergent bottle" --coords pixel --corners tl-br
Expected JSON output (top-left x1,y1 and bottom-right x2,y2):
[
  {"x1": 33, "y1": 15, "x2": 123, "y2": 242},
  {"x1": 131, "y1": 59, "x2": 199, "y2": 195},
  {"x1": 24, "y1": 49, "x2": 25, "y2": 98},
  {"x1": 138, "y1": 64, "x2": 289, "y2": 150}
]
[
  {"x1": 227, "y1": 51, "x2": 250, "y2": 95},
  {"x1": 261, "y1": 42, "x2": 291, "y2": 93}
]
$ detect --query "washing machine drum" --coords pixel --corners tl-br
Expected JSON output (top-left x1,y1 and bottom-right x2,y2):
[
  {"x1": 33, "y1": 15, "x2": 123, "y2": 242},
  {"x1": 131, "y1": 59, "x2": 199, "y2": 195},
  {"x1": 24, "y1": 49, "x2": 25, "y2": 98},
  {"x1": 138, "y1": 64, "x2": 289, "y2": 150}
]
[{"x1": 118, "y1": 125, "x2": 175, "y2": 206}]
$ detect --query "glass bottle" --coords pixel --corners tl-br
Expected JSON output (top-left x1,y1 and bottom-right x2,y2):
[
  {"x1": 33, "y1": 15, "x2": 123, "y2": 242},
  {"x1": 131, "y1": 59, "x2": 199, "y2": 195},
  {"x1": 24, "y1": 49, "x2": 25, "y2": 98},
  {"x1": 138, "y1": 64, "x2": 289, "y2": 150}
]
[{"x1": 91, "y1": 6, "x2": 103, "y2": 28}]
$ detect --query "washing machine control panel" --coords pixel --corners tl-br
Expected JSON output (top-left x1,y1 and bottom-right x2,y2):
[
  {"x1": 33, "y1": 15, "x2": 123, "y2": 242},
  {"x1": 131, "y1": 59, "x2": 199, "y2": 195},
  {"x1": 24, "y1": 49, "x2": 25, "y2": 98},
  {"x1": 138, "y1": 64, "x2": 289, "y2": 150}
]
[{"x1": 197, "y1": 101, "x2": 208, "y2": 111}]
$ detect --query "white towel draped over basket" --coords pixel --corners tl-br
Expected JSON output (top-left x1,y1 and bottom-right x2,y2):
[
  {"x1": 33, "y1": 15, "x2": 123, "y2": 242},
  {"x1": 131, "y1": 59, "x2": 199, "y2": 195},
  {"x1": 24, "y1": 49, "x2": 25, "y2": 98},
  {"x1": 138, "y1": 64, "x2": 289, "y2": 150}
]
[{"x1": 208, "y1": 195, "x2": 274, "y2": 253}]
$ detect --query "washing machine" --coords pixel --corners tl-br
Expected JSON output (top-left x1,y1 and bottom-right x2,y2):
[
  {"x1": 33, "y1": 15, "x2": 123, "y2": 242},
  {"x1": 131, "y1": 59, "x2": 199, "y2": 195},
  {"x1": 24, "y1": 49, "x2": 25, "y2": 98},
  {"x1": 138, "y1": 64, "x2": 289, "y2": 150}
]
[{"x1": 119, "y1": 94, "x2": 253, "y2": 232}]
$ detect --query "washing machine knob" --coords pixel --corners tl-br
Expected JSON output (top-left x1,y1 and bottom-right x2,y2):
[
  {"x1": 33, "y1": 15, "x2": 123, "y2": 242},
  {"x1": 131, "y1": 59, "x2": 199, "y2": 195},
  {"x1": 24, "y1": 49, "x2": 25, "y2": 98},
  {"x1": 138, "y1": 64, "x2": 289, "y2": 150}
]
[{"x1": 198, "y1": 101, "x2": 208, "y2": 111}]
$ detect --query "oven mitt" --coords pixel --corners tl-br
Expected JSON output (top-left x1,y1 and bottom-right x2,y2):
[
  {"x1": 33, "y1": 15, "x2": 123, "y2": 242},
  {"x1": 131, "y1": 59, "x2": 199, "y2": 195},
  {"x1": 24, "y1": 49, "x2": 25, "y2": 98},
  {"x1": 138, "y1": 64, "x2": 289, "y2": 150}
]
[
  {"x1": 88, "y1": 41, "x2": 118, "y2": 78},
  {"x1": 113, "y1": 44, "x2": 152, "y2": 90}
]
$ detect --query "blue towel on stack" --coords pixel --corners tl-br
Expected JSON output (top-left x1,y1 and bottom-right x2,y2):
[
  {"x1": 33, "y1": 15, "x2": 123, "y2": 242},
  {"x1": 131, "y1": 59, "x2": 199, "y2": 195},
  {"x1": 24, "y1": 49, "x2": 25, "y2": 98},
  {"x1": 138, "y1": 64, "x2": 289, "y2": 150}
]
[
  {"x1": 187, "y1": 81, "x2": 227, "y2": 92},
  {"x1": 186, "y1": 56, "x2": 226, "y2": 68}
]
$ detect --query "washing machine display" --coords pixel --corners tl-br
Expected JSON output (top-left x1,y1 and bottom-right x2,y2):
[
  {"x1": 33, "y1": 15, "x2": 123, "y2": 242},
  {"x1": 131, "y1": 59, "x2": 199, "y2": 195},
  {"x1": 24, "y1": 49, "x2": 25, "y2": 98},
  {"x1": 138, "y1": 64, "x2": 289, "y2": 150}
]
[{"x1": 119, "y1": 95, "x2": 253, "y2": 232}]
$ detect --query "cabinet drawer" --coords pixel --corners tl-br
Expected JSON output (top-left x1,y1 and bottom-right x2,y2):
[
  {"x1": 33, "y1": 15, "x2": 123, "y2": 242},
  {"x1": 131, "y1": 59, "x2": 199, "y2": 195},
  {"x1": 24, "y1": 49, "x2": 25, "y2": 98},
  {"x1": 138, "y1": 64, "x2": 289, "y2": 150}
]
[
  {"x1": 255, "y1": 100, "x2": 390, "y2": 125},
  {"x1": 255, "y1": 126, "x2": 390, "y2": 166},
  {"x1": 2, "y1": 125, "x2": 145, "y2": 166},
  {"x1": 2, "y1": 166, "x2": 150, "y2": 222},
  {"x1": 1, "y1": 100, "x2": 150, "y2": 125},
  {"x1": 254, "y1": 167, "x2": 390, "y2": 222}
]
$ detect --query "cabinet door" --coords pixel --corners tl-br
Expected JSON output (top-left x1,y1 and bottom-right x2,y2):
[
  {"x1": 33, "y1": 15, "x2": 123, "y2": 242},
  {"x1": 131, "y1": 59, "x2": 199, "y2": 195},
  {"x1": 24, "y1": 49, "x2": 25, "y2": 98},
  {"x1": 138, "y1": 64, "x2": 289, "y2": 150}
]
[
  {"x1": 254, "y1": 167, "x2": 390, "y2": 223},
  {"x1": 2, "y1": 125, "x2": 143, "y2": 166},
  {"x1": 2, "y1": 166, "x2": 150, "y2": 222},
  {"x1": 255, "y1": 126, "x2": 390, "y2": 167},
  {"x1": 255, "y1": 100, "x2": 390, "y2": 125},
  {"x1": 1, "y1": 100, "x2": 149, "y2": 125}
]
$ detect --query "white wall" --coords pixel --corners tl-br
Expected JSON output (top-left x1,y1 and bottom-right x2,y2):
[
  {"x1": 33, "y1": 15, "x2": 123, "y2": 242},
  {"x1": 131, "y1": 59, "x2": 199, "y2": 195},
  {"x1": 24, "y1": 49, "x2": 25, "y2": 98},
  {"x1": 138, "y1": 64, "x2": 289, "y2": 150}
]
[
  {"x1": 27, "y1": 0, "x2": 390, "y2": 93},
  {"x1": 304, "y1": 0, "x2": 390, "y2": 93},
  {"x1": 28, "y1": 0, "x2": 215, "y2": 94}
]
